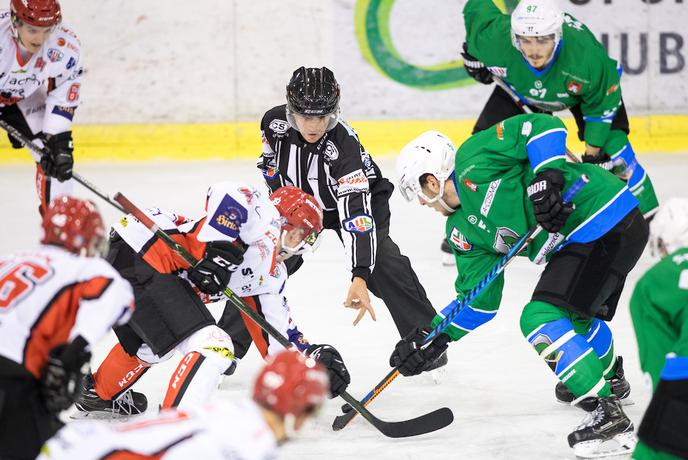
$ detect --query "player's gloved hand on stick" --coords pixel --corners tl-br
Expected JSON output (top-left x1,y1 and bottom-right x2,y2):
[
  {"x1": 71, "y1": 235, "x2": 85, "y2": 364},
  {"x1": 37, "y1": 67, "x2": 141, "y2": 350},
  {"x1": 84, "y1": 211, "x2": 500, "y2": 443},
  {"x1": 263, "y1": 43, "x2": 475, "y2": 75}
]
[
  {"x1": 581, "y1": 151, "x2": 615, "y2": 172},
  {"x1": 306, "y1": 344, "x2": 351, "y2": 398},
  {"x1": 188, "y1": 241, "x2": 245, "y2": 295},
  {"x1": 40, "y1": 131, "x2": 74, "y2": 182},
  {"x1": 461, "y1": 42, "x2": 493, "y2": 85},
  {"x1": 389, "y1": 328, "x2": 451, "y2": 377},
  {"x1": 41, "y1": 337, "x2": 91, "y2": 413},
  {"x1": 527, "y1": 169, "x2": 574, "y2": 233}
]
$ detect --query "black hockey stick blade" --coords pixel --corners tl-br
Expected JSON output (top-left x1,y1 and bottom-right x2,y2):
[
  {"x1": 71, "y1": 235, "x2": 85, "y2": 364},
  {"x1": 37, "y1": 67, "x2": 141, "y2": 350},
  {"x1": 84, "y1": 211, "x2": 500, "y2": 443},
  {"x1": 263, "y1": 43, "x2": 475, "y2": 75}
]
[{"x1": 335, "y1": 393, "x2": 454, "y2": 437}]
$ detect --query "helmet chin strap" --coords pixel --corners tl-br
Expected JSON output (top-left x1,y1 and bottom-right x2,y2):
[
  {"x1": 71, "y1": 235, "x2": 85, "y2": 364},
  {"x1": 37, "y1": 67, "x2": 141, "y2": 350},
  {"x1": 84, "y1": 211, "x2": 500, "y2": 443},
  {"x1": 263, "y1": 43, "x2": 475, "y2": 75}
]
[{"x1": 438, "y1": 197, "x2": 456, "y2": 213}]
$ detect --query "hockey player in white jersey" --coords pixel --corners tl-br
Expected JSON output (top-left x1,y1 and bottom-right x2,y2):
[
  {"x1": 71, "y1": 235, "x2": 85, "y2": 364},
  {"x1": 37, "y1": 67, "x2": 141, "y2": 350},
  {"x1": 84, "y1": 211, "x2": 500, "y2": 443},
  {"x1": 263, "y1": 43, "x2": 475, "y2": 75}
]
[
  {"x1": 0, "y1": 196, "x2": 134, "y2": 460},
  {"x1": 41, "y1": 350, "x2": 329, "y2": 460},
  {"x1": 76, "y1": 183, "x2": 350, "y2": 417},
  {"x1": 0, "y1": 0, "x2": 83, "y2": 214}
]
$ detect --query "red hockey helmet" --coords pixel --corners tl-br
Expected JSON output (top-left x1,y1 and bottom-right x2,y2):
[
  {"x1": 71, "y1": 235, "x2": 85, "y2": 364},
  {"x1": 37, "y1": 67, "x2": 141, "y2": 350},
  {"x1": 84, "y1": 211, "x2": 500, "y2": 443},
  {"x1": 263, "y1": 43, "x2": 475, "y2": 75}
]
[
  {"x1": 269, "y1": 186, "x2": 323, "y2": 255},
  {"x1": 10, "y1": 0, "x2": 61, "y2": 28},
  {"x1": 253, "y1": 350, "x2": 329, "y2": 418},
  {"x1": 41, "y1": 196, "x2": 106, "y2": 257}
]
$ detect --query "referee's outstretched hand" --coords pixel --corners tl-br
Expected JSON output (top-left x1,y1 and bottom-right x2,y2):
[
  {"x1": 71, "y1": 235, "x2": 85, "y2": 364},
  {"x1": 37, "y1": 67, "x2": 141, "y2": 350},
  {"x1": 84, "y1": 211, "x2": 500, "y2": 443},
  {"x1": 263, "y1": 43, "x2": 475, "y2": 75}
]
[{"x1": 344, "y1": 277, "x2": 376, "y2": 326}]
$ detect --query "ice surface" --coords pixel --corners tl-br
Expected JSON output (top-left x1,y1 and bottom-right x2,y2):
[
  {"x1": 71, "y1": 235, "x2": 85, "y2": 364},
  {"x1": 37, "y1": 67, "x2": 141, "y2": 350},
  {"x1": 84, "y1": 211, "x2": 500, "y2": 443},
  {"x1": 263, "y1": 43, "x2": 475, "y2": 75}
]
[{"x1": 2, "y1": 154, "x2": 687, "y2": 459}]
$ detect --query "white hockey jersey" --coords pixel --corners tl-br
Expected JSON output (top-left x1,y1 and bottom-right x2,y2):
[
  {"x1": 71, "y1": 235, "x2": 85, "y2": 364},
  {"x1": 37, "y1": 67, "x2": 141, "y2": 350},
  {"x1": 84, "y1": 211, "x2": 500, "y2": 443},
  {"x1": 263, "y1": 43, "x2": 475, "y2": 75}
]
[
  {"x1": 112, "y1": 182, "x2": 289, "y2": 300},
  {"x1": 39, "y1": 399, "x2": 278, "y2": 460},
  {"x1": 0, "y1": 245, "x2": 134, "y2": 378},
  {"x1": 0, "y1": 10, "x2": 83, "y2": 150}
]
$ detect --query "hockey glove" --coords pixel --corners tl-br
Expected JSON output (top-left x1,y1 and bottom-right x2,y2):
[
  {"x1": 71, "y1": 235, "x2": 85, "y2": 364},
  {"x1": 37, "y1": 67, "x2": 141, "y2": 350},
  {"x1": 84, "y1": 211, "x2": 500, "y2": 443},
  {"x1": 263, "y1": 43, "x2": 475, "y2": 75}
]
[
  {"x1": 461, "y1": 42, "x2": 493, "y2": 85},
  {"x1": 187, "y1": 241, "x2": 245, "y2": 295},
  {"x1": 527, "y1": 169, "x2": 574, "y2": 233},
  {"x1": 581, "y1": 152, "x2": 630, "y2": 181},
  {"x1": 41, "y1": 337, "x2": 91, "y2": 414},
  {"x1": 306, "y1": 344, "x2": 351, "y2": 398},
  {"x1": 40, "y1": 131, "x2": 74, "y2": 182},
  {"x1": 389, "y1": 328, "x2": 451, "y2": 377}
]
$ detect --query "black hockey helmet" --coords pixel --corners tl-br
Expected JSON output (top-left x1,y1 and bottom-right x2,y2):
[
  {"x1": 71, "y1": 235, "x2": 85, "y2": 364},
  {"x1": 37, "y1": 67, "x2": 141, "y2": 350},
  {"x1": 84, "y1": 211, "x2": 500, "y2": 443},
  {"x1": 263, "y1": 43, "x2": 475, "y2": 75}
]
[{"x1": 286, "y1": 67, "x2": 340, "y2": 117}]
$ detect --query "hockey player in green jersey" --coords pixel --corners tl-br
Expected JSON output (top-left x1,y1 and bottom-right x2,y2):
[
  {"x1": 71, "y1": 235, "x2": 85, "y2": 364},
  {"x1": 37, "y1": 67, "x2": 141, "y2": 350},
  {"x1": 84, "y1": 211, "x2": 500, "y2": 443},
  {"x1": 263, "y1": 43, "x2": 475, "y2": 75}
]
[
  {"x1": 391, "y1": 113, "x2": 648, "y2": 458},
  {"x1": 460, "y1": 0, "x2": 658, "y2": 219},
  {"x1": 629, "y1": 199, "x2": 688, "y2": 460}
]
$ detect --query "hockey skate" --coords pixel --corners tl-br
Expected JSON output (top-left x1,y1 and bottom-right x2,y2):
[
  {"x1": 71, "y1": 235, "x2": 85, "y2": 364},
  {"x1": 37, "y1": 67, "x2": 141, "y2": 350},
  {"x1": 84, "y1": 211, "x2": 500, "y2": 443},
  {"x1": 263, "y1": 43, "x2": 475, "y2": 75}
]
[
  {"x1": 568, "y1": 395, "x2": 636, "y2": 459},
  {"x1": 556, "y1": 357, "x2": 632, "y2": 410},
  {"x1": 73, "y1": 374, "x2": 148, "y2": 420},
  {"x1": 441, "y1": 240, "x2": 454, "y2": 266}
]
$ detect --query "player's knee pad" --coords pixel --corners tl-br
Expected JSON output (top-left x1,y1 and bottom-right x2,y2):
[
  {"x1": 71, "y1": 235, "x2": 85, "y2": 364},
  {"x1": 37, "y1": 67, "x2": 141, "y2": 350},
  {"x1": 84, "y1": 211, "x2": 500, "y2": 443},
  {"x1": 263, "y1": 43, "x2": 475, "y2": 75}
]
[
  {"x1": 583, "y1": 318, "x2": 613, "y2": 359},
  {"x1": 524, "y1": 317, "x2": 592, "y2": 378},
  {"x1": 179, "y1": 325, "x2": 236, "y2": 374},
  {"x1": 638, "y1": 376, "x2": 688, "y2": 458}
]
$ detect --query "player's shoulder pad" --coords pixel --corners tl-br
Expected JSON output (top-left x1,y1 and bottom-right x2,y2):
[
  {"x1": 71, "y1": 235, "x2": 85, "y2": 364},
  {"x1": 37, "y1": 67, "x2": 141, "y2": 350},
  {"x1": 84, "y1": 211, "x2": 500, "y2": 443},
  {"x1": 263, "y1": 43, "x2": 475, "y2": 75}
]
[
  {"x1": 43, "y1": 24, "x2": 82, "y2": 74},
  {"x1": 261, "y1": 105, "x2": 290, "y2": 138}
]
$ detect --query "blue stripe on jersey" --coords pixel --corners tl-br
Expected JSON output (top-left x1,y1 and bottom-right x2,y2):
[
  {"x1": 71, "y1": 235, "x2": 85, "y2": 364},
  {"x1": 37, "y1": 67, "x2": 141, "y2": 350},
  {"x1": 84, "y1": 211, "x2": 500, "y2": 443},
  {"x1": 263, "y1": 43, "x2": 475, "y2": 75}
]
[
  {"x1": 611, "y1": 143, "x2": 646, "y2": 190},
  {"x1": 440, "y1": 300, "x2": 497, "y2": 332},
  {"x1": 661, "y1": 355, "x2": 688, "y2": 381},
  {"x1": 583, "y1": 114, "x2": 615, "y2": 123},
  {"x1": 584, "y1": 319, "x2": 613, "y2": 358},
  {"x1": 526, "y1": 128, "x2": 567, "y2": 172},
  {"x1": 566, "y1": 187, "x2": 638, "y2": 245},
  {"x1": 528, "y1": 318, "x2": 591, "y2": 377}
]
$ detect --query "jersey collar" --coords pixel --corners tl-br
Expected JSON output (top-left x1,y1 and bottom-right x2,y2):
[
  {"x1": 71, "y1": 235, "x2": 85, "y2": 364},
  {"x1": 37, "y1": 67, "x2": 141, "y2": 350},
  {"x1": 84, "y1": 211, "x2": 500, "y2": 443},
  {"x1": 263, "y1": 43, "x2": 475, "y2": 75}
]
[{"x1": 521, "y1": 39, "x2": 563, "y2": 78}]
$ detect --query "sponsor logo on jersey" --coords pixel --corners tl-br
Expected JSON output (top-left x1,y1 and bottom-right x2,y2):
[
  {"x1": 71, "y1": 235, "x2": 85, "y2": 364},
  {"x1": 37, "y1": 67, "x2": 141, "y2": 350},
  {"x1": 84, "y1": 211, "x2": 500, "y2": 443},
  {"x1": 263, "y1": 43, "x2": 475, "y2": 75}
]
[
  {"x1": 66, "y1": 57, "x2": 76, "y2": 70},
  {"x1": 209, "y1": 194, "x2": 248, "y2": 238},
  {"x1": 468, "y1": 215, "x2": 477, "y2": 224},
  {"x1": 269, "y1": 119, "x2": 289, "y2": 135},
  {"x1": 34, "y1": 57, "x2": 45, "y2": 71},
  {"x1": 487, "y1": 66, "x2": 507, "y2": 78},
  {"x1": 556, "y1": 93, "x2": 569, "y2": 98},
  {"x1": 57, "y1": 37, "x2": 66, "y2": 46},
  {"x1": 343, "y1": 215, "x2": 374, "y2": 233},
  {"x1": 324, "y1": 140, "x2": 339, "y2": 161},
  {"x1": 463, "y1": 178, "x2": 478, "y2": 192},
  {"x1": 449, "y1": 228, "x2": 472, "y2": 251},
  {"x1": 606, "y1": 83, "x2": 619, "y2": 95},
  {"x1": 238, "y1": 187, "x2": 259, "y2": 204},
  {"x1": 496, "y1": 122, "x2": 505, "y2": 141},
  {"x1": 47, "y1": 48, "x2": 63, "y2": 63},
  {"x1": 567, "y1": 81, "x2": 582, "y2": 94},
  {"x1": 337, "y1": 169, "x2": 369, "y2": 196},
  {"x1": 493, "y1": 227, "x2": 520, "y2": 254},
  {"x1": 480, "y1": 179, "x2": 501, "y2": 217}
]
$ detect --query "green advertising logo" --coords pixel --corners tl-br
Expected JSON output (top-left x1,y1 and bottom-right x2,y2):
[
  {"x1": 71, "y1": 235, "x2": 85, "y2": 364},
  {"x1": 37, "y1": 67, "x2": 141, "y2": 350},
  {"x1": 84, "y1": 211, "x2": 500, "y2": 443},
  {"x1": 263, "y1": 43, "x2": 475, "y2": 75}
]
[{"x1": 355, "y1": 0, "x2": 518, "y2": 90}]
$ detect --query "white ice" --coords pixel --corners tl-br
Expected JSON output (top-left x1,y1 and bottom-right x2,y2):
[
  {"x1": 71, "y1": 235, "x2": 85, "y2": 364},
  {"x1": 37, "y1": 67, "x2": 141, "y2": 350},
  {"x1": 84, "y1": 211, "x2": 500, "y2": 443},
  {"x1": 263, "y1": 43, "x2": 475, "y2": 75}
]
[{"x1": 2, "y1": 154, "x2": 687, "y2": 459}]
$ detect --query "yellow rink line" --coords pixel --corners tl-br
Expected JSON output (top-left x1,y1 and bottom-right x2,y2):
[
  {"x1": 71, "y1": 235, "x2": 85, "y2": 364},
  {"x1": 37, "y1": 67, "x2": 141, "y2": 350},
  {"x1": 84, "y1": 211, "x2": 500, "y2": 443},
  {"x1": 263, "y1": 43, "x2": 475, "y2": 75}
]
[{"x1": 0, "y1": 115, "x2": 686, "y2": 164}]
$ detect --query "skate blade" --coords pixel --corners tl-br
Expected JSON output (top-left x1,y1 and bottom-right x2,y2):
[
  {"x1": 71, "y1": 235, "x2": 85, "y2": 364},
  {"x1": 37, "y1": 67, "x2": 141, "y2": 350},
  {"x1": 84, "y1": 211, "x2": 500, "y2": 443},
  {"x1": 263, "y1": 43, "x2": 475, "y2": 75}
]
[
  {"x1": 69, "y1": 410, "x2": 136, "y2": 421},
  {"x1": 574, "y1": 431, "x2": 636, "y2": 459}
]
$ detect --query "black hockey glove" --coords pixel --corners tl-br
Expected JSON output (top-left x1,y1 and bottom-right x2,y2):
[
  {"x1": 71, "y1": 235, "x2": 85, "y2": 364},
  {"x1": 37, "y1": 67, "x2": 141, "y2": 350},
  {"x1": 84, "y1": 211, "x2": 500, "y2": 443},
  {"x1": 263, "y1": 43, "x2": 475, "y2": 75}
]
[
  {"x1": 527, "y1": 169, "x2": 574, "y2": 233},
  {"x1": 306, "y1": 344, "x2": 350, "y2": 398},
  {"x1": 389, "y1": 328, "x2": 450, "y2": 377},
  {"x1": 41, "y1": 337, "x2": 91, "y2": 414},
  {"x1": 40, "y1": 131, "x2": 74, "y2": 182},
  {"x1": 461, "y1": 42, "x2": 493, "y2": 85},
  {"x1": 187, "y1": 241, "x2": 245, "y2": 295},
  {"x1": 581, "y1": 151, "x2": 615, "y2": 172}
]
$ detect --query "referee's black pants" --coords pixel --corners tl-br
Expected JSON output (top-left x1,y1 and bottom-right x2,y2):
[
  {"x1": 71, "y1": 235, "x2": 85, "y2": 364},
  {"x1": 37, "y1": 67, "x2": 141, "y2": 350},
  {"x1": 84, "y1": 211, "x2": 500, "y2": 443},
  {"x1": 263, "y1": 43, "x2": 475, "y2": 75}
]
[{"x1": 219, "y1": 179, "x2": 437, "y2": 359}]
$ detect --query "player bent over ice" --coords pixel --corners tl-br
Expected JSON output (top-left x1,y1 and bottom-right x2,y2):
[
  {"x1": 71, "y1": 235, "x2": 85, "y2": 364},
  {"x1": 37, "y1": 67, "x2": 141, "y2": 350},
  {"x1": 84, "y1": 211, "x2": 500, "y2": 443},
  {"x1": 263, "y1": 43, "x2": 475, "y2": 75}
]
[
  {"x1": 0, "y1": 197, "x2": 135, "y2": 460},
  {"x1": 0, "y1": 0, "x2": 84, "y2": 214},
  {"x1": 75, "y1": 182, "x2": 350, "y2": 417},
  {"x1": 40, "y1": 350, "x2": 329, "y2": 460},
  {"x1": 391, "y1": 114, "x2": 648, "y2": 458},
  {"x1": 629, "y1": 199, "x2": 688, "y2": 460}
]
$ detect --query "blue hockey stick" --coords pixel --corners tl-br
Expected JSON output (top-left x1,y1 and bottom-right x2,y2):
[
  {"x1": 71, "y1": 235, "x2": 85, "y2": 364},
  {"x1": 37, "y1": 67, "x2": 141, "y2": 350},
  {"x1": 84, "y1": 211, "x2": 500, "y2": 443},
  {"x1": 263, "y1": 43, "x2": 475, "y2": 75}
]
[{"x1": 333, "y1": 174, "x2": 589, "y2": 431}]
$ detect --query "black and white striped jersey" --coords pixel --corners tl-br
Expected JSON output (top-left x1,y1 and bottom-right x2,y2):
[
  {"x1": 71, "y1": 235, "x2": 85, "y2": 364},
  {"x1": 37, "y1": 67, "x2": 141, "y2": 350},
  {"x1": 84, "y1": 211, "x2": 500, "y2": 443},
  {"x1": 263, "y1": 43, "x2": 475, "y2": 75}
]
[{"x1": 258, "y1": 105, "x2": 384, "y2": 281}]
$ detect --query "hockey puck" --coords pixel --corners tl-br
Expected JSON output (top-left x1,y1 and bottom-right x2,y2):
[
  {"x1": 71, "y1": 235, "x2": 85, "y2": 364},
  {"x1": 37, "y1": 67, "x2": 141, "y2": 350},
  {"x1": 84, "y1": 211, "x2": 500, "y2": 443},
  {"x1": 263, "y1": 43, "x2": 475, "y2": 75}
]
[{"x1": 341, "y1": 403, "x2": 353, "y2": 414}]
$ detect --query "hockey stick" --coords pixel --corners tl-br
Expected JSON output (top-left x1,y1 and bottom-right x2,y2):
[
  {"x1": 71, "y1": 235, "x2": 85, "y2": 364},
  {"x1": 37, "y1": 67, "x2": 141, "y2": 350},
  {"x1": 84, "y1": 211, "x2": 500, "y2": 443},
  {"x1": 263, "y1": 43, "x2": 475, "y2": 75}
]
[
  {"x1": 1, "y1": 118, "x2": 453, "y2": 437},
  {"x1": 112, "y1": 193, "x2": 453, "y2": 438},
  {"x1": 0, "y1": 119, "x2": 127, "y2": 213},
  {"x1": 491, "y1": 77, "x2": 581, "y2": 164},
  {"x1": 333, "y1": 175, "x2": 588, "y2": 431}
]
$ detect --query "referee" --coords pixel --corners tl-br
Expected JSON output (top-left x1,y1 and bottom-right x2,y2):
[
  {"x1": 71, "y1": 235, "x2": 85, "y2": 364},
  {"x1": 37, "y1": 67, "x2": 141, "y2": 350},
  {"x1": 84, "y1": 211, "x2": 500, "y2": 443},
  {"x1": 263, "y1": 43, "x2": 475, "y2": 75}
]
[{"x1": 220, "y1": 67, "x2": 443, "y2": 366}]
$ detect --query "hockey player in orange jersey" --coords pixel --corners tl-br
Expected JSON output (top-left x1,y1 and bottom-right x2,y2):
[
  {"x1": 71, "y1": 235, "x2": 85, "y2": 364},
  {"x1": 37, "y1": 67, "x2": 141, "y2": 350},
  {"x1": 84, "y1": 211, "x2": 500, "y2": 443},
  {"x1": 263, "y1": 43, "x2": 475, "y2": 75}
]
[
  {"x1": 0, "y1": 197, "x2": 135, "y2": 460},
  {"x1": 75, "y1": 182, "x2": 350, "y2": 417}
]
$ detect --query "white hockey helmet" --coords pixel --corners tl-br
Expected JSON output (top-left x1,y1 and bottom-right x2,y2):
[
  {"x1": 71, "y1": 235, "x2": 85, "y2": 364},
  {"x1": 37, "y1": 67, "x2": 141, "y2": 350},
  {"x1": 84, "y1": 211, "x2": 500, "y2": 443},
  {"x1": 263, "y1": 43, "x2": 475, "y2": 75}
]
[
  {"x1": 396, "y1": 131, "x2": 456, "y2": 206},
  {"x1": 510, "y1": 0, "x2": 564, "y2": 51},
  {"x1": 649, "y1": 198, "x2": 688, "y2": 257}
]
